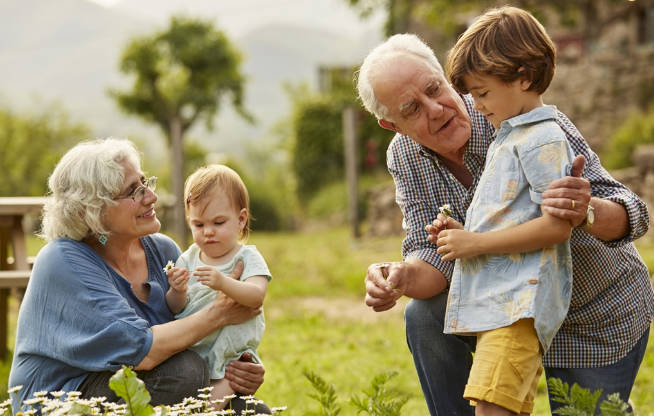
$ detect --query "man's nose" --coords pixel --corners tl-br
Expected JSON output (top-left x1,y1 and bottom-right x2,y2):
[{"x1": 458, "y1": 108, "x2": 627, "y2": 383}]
[{"x1": 426, "y1": 98, "x2": 445, "y2": 118}]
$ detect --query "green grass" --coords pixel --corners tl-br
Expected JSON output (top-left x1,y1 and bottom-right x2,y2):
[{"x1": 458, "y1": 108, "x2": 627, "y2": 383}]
[{"x1": 1, "y1": 229, "x2": 653, "y2": 415}]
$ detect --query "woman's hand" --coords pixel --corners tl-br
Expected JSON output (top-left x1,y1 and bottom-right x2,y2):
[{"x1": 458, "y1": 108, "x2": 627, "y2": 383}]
[{"x1": 224, "y1": 358, "x2": 265, "y2": 395}]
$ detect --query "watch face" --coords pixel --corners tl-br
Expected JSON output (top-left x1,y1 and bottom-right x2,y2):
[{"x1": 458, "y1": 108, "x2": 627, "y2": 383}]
[{"x1": 587, "y1": 206, "x2": 595, "y2": 225}]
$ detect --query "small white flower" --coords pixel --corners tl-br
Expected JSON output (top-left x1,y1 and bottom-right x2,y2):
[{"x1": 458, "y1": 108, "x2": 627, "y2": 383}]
[
  {"x1": 163, "y1": 260, "x2": 175, "y2": 273},
  {"x1": 8, "y1": 385, "x2": 23, "y2": 393},
  {"x1": 439, "y1": 204, "x2": 452, "y2": 217},
  {"x1": 23, "y1": 398, "x2": 43, "y2": 406},
  {"x1": 271, "y1": 406, "x2": 288, "y2": 414},
  {"x1": 51, "y1": 391, "x2": 66, "y2": 399},
  {"x1": 223, "y1": 394, "x2": 237, "y2": 400}
]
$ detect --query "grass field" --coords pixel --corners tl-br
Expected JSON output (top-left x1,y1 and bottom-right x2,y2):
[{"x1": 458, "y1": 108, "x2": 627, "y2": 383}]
[{"x1": 1, "y1": 227, "x2": 653, "y2": 415}]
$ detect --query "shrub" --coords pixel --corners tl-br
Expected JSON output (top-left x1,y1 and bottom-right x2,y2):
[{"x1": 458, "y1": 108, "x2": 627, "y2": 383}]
[{"x1": 602, "y1": 107, "x2": 654, "y2": 170}]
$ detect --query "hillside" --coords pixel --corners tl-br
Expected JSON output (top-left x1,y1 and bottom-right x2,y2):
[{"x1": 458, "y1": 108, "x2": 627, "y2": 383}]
[{"x1": 0, "y1": 0, "x2": 383, "y2": 157}]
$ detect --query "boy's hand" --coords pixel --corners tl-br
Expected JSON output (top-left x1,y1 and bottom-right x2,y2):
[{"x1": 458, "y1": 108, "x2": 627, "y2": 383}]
[
  {"x1": 426, "y1": 213, "x2": 464, "y2": 243},
  {"x1": 167, "y1": 267, "x2": 189, "y2": 293},
  {"x1": 436, "y1": 229, "x2": 479, "y2": 260},
  {"x1": 195, "y1": 266, "x2": 226, "y2": 290}
]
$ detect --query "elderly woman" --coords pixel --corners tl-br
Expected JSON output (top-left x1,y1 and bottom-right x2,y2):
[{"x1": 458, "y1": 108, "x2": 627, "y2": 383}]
[{"x1": 9, "y1": 138, "x2": 270, "y2": 413}]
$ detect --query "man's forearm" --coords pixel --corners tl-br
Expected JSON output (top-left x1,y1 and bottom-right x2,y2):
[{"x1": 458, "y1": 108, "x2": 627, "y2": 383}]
[
  {"x1": 586, "y1": 197, "x2": 629, "y2": 241},
  {"x1": 403, "y1": 257, "x2": 448, "y2": 299}
]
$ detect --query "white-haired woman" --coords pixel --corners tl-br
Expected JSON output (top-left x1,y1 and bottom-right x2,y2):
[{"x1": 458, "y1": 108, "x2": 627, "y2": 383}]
[{"x1": 9, "y1": 138, "x2": 270, "y2": 413}]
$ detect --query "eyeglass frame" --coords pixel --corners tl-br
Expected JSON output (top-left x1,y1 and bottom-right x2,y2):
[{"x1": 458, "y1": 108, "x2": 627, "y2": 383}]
[{"x1": 115, "y1": 176, "x2": 157, "y2": 203}]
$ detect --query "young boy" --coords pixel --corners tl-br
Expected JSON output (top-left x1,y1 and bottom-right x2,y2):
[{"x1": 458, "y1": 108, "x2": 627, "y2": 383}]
[{"x1": 431, "y1": 6, "x2": 575, "y2": 415}]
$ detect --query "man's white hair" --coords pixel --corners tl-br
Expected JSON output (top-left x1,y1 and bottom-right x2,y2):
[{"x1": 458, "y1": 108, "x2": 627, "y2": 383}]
[
  {"x1": 356, "y1": 33, "x2": 444, "y2": 121},
  {"x1": 41, "y1": 138, "x2": 142, "y2": 242}
]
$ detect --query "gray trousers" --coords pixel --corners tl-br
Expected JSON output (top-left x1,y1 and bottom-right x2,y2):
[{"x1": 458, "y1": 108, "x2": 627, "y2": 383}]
[{"x1": 78, "y1": 350, "x2": 209, "y2": 405}]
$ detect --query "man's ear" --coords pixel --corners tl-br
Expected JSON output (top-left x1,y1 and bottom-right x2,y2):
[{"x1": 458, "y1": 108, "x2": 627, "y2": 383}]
[{"x1": 379, "y1": 119, "x2": 399, "y2": 132}]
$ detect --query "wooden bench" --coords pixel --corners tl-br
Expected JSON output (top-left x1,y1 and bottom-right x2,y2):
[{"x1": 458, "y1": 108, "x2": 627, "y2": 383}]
[{"x1": 0, "y1": 270, "x2": 30, "y2": 358}]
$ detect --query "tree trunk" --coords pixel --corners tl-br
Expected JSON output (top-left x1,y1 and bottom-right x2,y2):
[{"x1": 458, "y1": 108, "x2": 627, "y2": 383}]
[{"x1": 169, "y1": 116, "x2": 186, "y2": 245}]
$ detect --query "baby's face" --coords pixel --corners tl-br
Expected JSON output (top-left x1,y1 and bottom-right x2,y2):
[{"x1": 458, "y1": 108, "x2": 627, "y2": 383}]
[{"x1": 188, "y1": 193, "x2": 246, "y2": 263}]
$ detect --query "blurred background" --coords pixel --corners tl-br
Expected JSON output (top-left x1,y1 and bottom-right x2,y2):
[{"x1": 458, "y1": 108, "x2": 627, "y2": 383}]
[{"x1": 1, "y1": 0, "x2": 653, "y2": 413}]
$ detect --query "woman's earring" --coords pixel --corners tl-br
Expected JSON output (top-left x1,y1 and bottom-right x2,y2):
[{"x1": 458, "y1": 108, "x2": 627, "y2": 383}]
[{"x1": 98, "y1": 234, "x2": 108, "y2": 246}]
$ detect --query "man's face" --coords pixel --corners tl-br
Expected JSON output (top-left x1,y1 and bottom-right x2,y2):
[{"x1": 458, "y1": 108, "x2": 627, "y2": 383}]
[{"x1": 372, "y1": 53, "x2": 472, "y2": 161}]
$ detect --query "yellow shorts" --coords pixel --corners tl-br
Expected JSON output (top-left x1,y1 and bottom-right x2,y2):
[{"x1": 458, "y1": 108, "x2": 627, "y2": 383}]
[{"x1": 464, "y1": 318, "x2": 543, "y2": 414}]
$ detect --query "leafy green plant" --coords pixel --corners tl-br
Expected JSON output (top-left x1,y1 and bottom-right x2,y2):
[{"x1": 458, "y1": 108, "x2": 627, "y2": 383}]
[
  {"x1": 351, "y1": 371, "x2": 408, "y2": 416},
  {"x1": 303, "y1": 370, "x2": 341, "y2": 416},
  {"x1": 303, "y1": 370, "x2": 408, "y2": 416},
  {"x1": 548, "y1": 377, "x2": 632, "y2": 416}
]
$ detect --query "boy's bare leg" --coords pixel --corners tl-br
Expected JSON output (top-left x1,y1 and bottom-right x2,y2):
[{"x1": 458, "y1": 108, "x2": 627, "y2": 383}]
[
  {"x1": 476, "y1": 401, "x2": 517, "y2": 416},
  {"x1": 210, "y1": 378, "x2": 236, "y2": 410}
]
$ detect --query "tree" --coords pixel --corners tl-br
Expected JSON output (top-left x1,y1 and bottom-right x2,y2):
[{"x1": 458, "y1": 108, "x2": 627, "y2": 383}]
[
  {"x1": 346, "y1": 0, "x2": 639, "y2": 42},
  {"x1": 110, "y1": 16, "x2": 252, "y2": 243},
  {"x1": 0, "y1": 105, "x2": 88, "y2": 197}
]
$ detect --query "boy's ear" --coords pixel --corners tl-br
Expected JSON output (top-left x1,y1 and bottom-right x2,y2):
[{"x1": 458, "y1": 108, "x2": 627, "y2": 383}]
[
  {"x1": 517, "y1": 66, "x2": 532, "y2": 91},
  {"x1": 379, "y1": 119, "x2": 399, "y2": 132}
]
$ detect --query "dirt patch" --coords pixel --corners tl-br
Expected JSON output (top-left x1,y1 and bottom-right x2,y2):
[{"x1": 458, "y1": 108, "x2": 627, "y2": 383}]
[{"x1": 267, "y1": 296, "x2": 409, "y2": 324}]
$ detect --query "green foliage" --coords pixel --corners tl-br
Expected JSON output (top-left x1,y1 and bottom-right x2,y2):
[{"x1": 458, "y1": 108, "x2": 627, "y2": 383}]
[
  {"x1": 109, "y1": 366, "x2": 154, "y2": 416},
  {"x1": 304, "y1": 370, "x2": 408, "y2": 416},
  {"x1": 547, "y1": 377, "x2": 632, "y2": 416},
  {"x1": 602, "y1": 107, "x2": 654, "y2": 169},
  {"x1": 291, "y1": 94, "x2": 345, "y2": 202},
  {"x1": 304, "y1": 370, "x2": 342, "y2": 416},
  {"x1": 350, "y1": 371, "x2": 409, "y2": 416},
  {"x1": 287, "y1": 80, "x2": 391, "y2": 204},
  {"x1": 0, "y1": 105, "x2": 88, "y2": 197}
]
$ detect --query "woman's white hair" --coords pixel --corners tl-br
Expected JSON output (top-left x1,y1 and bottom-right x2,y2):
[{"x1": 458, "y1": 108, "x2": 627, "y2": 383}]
[
  {"x1": 356, "y1": 33, "x2": 444, "y2": 121},
  {"x1": 40, "y1": 138, "x2": 142, "y2": 242}
]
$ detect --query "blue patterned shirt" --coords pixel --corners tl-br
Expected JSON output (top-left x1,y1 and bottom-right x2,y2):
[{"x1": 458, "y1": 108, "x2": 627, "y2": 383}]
[
  {"x1": 389, "y1": 94, "x2": 654, "y2": 367},
  {"x1": 444, "y1": 106, "x2": 575, "y2": 351}
]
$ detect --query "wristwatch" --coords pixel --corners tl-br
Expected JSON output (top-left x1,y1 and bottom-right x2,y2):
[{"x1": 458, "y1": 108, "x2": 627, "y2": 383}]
[{"x1": 580, "y1": 203, "x2": 595, "y2": 230}]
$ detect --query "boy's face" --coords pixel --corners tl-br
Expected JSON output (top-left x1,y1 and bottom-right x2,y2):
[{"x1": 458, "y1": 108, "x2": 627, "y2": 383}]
[
  {"x1": 188, "y1": 189, "x2": 247, "y2": 263},
  {"x1": 463, "y1": 73, "x2": 538, "y2": 130}
]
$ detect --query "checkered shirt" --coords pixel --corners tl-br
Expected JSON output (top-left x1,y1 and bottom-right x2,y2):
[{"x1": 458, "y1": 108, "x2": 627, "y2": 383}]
[{"x1": 388, "y1": 94, "x2": 654, "y2": 368}]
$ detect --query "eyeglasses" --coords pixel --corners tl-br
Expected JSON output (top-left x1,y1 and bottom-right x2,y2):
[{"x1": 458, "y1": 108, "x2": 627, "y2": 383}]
[{"x1": 117, "y1": 176, "x2": 157, "y2": 203}]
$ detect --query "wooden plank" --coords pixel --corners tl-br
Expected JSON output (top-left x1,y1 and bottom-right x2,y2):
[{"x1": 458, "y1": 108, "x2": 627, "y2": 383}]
[
  {"x1": 0, "y1": 197, "x2": 48, "y2": 216},
  {"x1": 0, "y1": 270, "x2": 30, "y2": 288}
]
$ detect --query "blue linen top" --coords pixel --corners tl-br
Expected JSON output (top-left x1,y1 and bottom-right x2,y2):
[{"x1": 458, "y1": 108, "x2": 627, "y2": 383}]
[
  {"x1": 443, "y1": 106, "x2": 575, "y2": 351},
  {"x1": 388, "y1": 93, "x2": 653, "y2": 368},
  {"x1": 8, "y1": 233, "x2": 180, "y2": 409}
]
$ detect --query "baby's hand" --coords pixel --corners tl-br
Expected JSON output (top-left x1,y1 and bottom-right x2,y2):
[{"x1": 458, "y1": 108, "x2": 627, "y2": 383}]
[
  {"x1": 167, "y1": 267, "x2": 189, "y2": 293},
  {"x1": 195, "y1": 266, "x2": 226, "y2": 291}
]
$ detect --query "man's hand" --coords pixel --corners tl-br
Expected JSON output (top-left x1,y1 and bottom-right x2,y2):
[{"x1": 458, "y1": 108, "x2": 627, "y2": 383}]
[
  {"x1": 436, "y1": 229, "x2": 479, "y2": 260},
  {"x1": 225, "y1": 359, "x2": 265, "y2": 395},
  {"x1": 541, "y1": 154, "x2": 590, "y2": 227},
  {"x1": 364, "y1": 262, "x2": 407, "y2": 312}
]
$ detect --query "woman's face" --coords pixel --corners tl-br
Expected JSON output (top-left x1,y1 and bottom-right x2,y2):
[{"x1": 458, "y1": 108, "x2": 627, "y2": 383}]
[{"x1": 102, "y1": 160, "x2": 161, "y2": 241}]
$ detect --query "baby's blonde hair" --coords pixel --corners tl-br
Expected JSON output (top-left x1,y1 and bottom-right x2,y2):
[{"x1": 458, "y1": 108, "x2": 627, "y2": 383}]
[{"x1": 184, "y1": 164, "x2": 250, "y2": 241}]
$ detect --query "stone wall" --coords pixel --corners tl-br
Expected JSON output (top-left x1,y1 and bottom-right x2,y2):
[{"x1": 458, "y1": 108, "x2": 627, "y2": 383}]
[{"x1": 545, "y1": 44, "x2": 654, "y2": 152}]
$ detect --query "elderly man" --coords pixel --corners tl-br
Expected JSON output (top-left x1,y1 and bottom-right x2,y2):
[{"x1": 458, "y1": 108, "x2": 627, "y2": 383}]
[{"x1": 358, "y1": 34, "x2": 653, "y2": 415}]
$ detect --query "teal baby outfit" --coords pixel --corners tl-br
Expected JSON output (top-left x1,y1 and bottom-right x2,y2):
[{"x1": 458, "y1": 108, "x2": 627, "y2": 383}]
[{"x1": 175, "y1": 244, "x2": 271, "y2": 379}]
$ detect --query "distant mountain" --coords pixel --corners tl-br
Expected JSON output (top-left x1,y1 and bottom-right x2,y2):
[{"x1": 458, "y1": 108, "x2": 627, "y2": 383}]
[{"x1": 0, "y1": 0, "x2": 383, "y2": 157}]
